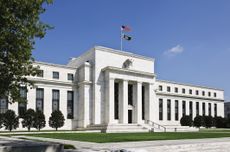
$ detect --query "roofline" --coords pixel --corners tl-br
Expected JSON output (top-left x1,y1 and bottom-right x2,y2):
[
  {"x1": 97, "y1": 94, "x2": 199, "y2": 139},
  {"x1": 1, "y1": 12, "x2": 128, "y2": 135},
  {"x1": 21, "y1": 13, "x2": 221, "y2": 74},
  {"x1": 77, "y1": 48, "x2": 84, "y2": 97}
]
[
  {"x1": 94, "y1": 46, "x2": 155, "y2": 62},
  {"x1": 156, "y1": 79, "x2": 224, "y2": 91},
  {"x1": 34, "y1": 61, "x2": 77, "y2": 70}
]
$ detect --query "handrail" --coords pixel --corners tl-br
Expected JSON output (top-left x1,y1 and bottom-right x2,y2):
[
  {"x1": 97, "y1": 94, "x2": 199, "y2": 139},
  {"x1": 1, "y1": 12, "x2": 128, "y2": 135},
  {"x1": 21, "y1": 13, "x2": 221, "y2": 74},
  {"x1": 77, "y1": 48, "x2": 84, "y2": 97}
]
[{"x1": 146, "y1": 120, "x2": 167, "y2": 132}]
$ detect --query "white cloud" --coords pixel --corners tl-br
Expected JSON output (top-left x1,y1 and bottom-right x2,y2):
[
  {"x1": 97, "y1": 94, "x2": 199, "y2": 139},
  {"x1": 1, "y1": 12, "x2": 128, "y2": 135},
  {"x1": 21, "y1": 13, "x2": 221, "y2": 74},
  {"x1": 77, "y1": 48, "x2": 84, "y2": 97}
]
[{"x1": 164, "y1": 44, "x2": 184, "y2": 56}]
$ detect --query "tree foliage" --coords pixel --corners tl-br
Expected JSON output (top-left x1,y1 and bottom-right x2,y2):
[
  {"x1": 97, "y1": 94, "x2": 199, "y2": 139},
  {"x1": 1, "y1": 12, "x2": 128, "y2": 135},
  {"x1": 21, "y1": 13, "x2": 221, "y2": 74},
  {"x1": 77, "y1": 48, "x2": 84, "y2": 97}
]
[
  {"x1": 193, "y1": 115, "x2": 204, "y2": 128},
  {"x1": 33, "y1": 110, "x2": 46, "y2": 131},
  {"x1": 0, "y1": 113, "x2": 4, "y2": 129},
  {"x1": 49, "y1": 110, "x2": 65, "y2": 131},
  {"x1": 180, "y1": 115, "x2": 193, "y2": 127},
  {"x1": 3, "y1": 110, "x2": 19, "y2": 131},
  {"x1": 0, "y1": 0, "x2": 53, "y2": 102},
  {"x1": 203, "y1": 116, "x2": 214, "y2": 128},
  {"x1": 21, "y1": 108, "x2": 35, "y2": 131}
]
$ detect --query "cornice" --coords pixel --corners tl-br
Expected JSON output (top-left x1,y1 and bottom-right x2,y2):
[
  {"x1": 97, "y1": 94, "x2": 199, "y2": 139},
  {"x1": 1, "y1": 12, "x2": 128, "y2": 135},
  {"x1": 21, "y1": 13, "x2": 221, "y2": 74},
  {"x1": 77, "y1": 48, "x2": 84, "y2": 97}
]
[{"x1": 28, "y1": 78, "x2": 76, "y2": 87}]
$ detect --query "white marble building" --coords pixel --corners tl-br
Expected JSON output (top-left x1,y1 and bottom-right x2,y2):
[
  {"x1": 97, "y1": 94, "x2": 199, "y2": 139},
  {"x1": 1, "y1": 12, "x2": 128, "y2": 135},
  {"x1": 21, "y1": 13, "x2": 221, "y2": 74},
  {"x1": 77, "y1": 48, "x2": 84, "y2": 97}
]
[{"x1": 0, "y1": 46, "x2": 224, "y2": 132}]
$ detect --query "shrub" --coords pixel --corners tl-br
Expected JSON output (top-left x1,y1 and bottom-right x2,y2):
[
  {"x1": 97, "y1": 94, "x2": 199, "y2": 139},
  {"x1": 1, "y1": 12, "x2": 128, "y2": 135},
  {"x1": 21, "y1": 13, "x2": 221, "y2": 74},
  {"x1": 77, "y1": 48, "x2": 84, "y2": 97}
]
[
  {"x1": 3, "y1": 110, "x2": 19, "y2": 131},
  {"x1": 33, "y1": 110, "x2": 46, "y2": 131},
  {"x1": 0, "y1": 113, "x2": 4, "y2": 129},
  {"x1": 180, "y1": 115, "x2": 193, "y2": 127},
  {"x1": 49, "y1": 110, "x2": 65, "y2": 131},
  {"x1": 193, "y1": 115, "x2": 204, "y2": 128},
  {"x1": 22, "y1": 109, "x2": 35, "y2": 131},
  {"x1": 203, "y1": 116, "x2": 214, "y2": 128}
]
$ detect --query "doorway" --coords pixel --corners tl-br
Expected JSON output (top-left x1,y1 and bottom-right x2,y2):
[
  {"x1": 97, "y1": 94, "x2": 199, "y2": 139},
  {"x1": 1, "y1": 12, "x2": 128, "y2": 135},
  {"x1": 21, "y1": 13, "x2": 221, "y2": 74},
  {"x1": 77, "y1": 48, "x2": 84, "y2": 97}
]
[{"x1": 128, "y1": 110, "x2": 132, "y2": 124}]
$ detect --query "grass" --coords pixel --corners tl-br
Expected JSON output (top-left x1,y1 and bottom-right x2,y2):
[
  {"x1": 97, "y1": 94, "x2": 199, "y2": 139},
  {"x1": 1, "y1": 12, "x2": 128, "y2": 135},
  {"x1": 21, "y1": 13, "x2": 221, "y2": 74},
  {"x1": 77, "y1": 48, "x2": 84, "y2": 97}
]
[
  {"x1": 22, "y1": 132, "x2": 230, "y2": 143},
  {"x1": 200, "y1": 128, "x2": 230, "y2": 132}
]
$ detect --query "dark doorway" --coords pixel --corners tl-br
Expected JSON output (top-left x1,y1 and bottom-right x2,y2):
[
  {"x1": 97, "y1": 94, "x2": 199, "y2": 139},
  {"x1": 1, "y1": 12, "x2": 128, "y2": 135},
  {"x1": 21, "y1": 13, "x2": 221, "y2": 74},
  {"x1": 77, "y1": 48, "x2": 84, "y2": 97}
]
[{"x1": 128, "y1": 110, "x2": 132, "y2": 124}]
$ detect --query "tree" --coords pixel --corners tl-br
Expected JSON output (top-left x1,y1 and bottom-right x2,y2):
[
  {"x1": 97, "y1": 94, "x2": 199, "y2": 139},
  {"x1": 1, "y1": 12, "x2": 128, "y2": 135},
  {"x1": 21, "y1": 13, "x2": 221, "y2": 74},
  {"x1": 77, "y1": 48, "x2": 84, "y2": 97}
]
[
  {"x1": 193, "y1": 115, "x2": 205, "y2": 128},
  {"x1": 3, "y1": 110, "x2": 19, "y2": 131},
  {"x1": 49, "y1": 110, "x2": 65, "y2": 131},
  {"x1": 0, "y1": 113, "x2": 4, "y2": 129},
  {"x1": 203, "y1": 116, "x2": 214, "y2": 128},
  {"x1": 214, "y1": 117, "x2": 226, "y2": 128},
  {"x1": 21, "y1": 109, "x2": 35, "y2": 131},
  {"x1": 0, "y1": 0, "x2": 53, "y2": 103},
  {"x1": 180, "y1": 115, "x2": 193, "y2": 127},
  {"x1": 33, "y1": 110, "x2": 46, "y2": 131}
]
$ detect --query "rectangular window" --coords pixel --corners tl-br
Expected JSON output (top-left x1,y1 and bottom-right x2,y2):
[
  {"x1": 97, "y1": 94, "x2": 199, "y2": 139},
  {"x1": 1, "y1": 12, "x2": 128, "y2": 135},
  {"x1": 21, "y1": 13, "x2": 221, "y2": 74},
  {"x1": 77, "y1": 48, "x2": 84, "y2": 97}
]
[
  {"x1": 202, "y1": 91, "x2": 205, "y2": 96},
  {"x1": 196, "y1": 90, "x2": 199, "y2": 95},
  {"x1": 114, "y1": 82, "x2": 119, "y2": 119},
  {"x1": 52, "y1": 90, "x2": 60, "y2": 112},
  {"x1": 159, "y1": 85, "x2": 163, "y2": 91},
  {"x1": 202, "y1": 102, "x2": 206, "y2": 116},
  {"x1": 208, "y1": 103, "x2": 211, "y2": 116},
  {"x1": 208, "y1": 92, "x2": 211, "y2": 97},
  {"x1": 175, "y1": 100, "x2": 179, "y2": 121},
  {"x1": 0, "y1": 98, "x2": 8, "y2": 113},
  {"x1": 68, "y1": 73, "x2": 74, "y2": 81},
  {"x1": 182, "y1": 101, "x2": 186, "y2": 116},
  {"x1": 214, "y1": 104, "x2": 217, "y2": 117},
  {"x1": 167, "y1": 86, "x2": 171, "y2": 92},
  {"x1": 37, "y1": 70, "x2": 44, "y2": 77},
  {"x1": 189, "y1": 89, "x2": 192, "y2": 95},
  {"x1": 142, "y1": 86, "x2": 145, "y2": 120},
  {"x1": 167, "y1": 99, "x2": 171, "y2": 120},
  {"x1": 18, "y1": 87, "x2": 27, "y2": 117},
  {"x1": 174, "y1": 87, "x2": 178, "y2": 93},
  {"x1": 182, "y1": 88, "x2": 186, "y2": 94},
  {"x1": 128, "y1": 84, "x2": 133, "y2": 105},
  {"x1": 159, "y1": 99, "x2": 163, "y2": 120},
  {"x1": 53, "y1": 71, "x2": 59, "y2": 79},
  {"x1": 214, "y1": 93, "x2": 217, "y2": 97},
  {"x1": 196, "y1": 102, "x2": 199, "y2": 116},
  {"x1": 36, "y1": 88, "x2": 44, "y2": 112},
  {"x1": 67, "y1": 91, "x2": 74, "y2": 119},
  {"x1": 189, "y1": 101, "x2": 193, "y2": 118}
]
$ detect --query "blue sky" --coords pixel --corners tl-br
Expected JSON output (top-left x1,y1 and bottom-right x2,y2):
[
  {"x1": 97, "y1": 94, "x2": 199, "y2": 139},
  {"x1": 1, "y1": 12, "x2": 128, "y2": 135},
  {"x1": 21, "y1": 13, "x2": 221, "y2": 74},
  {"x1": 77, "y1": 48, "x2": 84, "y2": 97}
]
[{"x1": 34, "y1": 0, "x2": 230, "y2": 101}]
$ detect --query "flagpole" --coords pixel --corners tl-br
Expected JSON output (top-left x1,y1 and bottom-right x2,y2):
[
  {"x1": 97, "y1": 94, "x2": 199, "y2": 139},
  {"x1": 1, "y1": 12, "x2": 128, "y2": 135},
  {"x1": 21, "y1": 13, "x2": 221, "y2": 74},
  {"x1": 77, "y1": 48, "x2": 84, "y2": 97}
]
[{"x1": 120, "y1": 28, "x2": 123, "y2": 51}]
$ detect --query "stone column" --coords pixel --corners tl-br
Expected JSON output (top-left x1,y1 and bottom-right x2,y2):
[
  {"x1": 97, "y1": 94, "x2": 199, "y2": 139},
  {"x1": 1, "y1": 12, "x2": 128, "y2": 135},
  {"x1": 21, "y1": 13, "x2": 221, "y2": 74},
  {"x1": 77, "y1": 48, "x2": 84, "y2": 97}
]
[
  {"x1": 134, "y1": 82, "x2": 142, "y2": 124},
  {"x1": 119, "y1": 80, "x2": 128, "y2": 123},
  {"x1": 178, "y1": 100, "x2": 183, "y2": 120},
  {"x1": 145, "y1": 83, "x2": 154, "y2": 121},
  {"x1": 199, "y1": 101, "x2": 203, "y2": 116},
  {"x1": 192, "y1": 101, "x2": 196, "y2": 120},
  {"x1": 105, "y1": 78, "x2": 115, "y2": 124}
]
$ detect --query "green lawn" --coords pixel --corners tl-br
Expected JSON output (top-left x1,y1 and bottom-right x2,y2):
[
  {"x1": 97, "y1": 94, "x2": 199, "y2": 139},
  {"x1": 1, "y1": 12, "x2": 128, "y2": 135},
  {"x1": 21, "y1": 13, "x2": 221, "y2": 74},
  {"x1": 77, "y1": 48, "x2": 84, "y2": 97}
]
[
  {"x1": 200, "y1": 128, "x2": 230, "y2": 132},
  {"x1": 22, "y1": 132, "x2": 230, "y2": 143}
]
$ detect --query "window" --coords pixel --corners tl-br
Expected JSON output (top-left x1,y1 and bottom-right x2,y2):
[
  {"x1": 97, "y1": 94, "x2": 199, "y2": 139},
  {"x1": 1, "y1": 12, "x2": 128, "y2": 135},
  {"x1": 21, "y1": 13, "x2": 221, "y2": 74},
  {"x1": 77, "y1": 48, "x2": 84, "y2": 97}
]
[
  {"x1": 159, "y1": 85, "x2": 163, "y2": 91},
  {"x1": 196, "y1": 90, "x2": 199, "y2": 95},
  {"x1": 114, "y1": 82, "x2": 119, "y2": 120},
  {"x1": 67, "y1": 91, "x2": 74, "y2": 119},
  {"x1": 175, "y1": 100, "x2": 179, "y2": 121},
  {"x1": 208, "y1": 103, "x2": 211, "y2": 116},
  {"x1": 214, "y1": 104, "x2": 217, "y2": 117},
  {"x1": 189, "y1": 89, "x2": 192, "y2": 95},
  {"x1": 174, "y1": 87, "x2": 178, "y2": 93},
  {"x1": 189, "y1": 101, "x2": 193, "y2": 118},
  {"x1": 167, "y1": 86, "x2": 171, "y2": 92},
  {"x1": 67, "y1": 73, "x2": 74, "y2": 81},
  {"x1": 128, "y1": 84, "x2": 133, "y2": 105},
  {"x1": 202, "y1": 91, "x2": 205, "y2": 96},
  {"x1": 159, "y1": 99, "x2": 163, "y2": 120},
  {"x1": 142, "y1": 86, "x2": 145, "y2": 120},
  {"x1": 182, "y1": 101, "x2": 186, "y2": 116},
  {"x1": 0, "y1": 98, "x2": 8, "y2": 113},
  {"x1": 18, "y1": 87, "x2": 27, "y2": 117},
  {"x1": 53, "y1": 71, "x2": 59, "y2": 79},
  {"x1": 208, "y1": 92, "x2": 211, "y2": 97},
  {"x1": 196, "y1": 102, "x2": 199, "y2": 116},
  {"x1": 37, "y1": 70, "x2": 44, "y2": 77},
  {"x1": 167, "y1": 99, "x2": 171, "y2": 120},
  {"x1": 202, "y1": 102, "x2": 206, "y2": 116},
  {"x1": 52, "y1": 90, "x2": 59, "y2": 112},
  {"x1": 214, "y1": 93, "x2": 217, "y2": 97},
  {"x1": 182, "y1": 88, "x2": 186, "y2": 94},
  {"x1": 36, "y1": 88, "x2": 44, "y2": 112}
]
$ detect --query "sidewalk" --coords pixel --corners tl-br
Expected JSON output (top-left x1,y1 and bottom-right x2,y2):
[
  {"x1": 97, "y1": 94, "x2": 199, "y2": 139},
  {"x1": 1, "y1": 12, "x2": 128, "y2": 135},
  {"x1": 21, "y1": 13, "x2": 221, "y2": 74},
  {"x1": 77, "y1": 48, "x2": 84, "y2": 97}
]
[{"x1": 13, "y1": 136, "x2": 230, "y2": 152}]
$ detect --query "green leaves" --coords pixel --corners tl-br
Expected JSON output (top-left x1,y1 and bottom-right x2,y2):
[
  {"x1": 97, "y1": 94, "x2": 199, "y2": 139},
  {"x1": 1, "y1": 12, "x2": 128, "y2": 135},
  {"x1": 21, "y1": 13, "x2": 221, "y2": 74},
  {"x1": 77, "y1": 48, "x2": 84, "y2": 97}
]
[{"x1": 0, "y1": 0, "x2": 53, "y2": 102}]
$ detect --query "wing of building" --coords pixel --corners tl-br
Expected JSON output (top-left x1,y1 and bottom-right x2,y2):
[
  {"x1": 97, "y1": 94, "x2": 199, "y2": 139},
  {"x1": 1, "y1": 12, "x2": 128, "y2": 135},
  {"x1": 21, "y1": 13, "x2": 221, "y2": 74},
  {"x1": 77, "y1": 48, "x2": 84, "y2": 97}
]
[{"x1": 0, "y1": 46, "x2": 224, "y2": 132}]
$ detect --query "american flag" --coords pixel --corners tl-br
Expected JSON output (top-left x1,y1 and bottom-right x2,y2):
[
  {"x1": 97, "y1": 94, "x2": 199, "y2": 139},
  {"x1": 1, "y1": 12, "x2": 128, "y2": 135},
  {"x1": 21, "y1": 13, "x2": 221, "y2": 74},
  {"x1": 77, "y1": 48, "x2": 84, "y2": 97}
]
[{"x1": 121, "y1": 25, "x2": 131, "y2": 32}]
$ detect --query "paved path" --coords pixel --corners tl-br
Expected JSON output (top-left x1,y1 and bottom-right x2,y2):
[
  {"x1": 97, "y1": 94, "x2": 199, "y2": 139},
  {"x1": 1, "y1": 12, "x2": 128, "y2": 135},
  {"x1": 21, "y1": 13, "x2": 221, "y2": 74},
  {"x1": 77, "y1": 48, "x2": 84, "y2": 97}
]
[{"x1": 13, "y1": 136, "x2": 230, "y2": 152}]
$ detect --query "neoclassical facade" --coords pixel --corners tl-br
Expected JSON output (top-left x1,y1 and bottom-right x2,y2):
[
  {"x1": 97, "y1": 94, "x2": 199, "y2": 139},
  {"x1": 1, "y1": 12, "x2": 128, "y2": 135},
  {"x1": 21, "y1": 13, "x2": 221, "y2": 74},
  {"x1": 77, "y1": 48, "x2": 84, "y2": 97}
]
[{"x1": 0, "y1": 46, "x2": 224, "y2": 132}]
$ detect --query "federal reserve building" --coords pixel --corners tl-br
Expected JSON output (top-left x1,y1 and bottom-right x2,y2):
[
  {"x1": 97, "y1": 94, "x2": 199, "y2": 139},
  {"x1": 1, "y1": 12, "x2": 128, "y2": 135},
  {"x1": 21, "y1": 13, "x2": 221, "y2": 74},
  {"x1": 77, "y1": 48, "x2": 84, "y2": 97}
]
[{"x1": 0, "y1": 46, "x2": 224, "y2": 132}]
